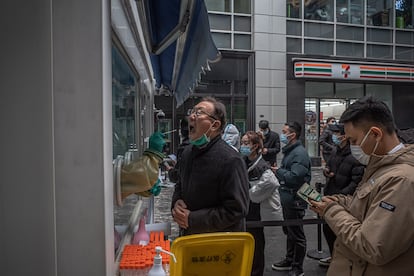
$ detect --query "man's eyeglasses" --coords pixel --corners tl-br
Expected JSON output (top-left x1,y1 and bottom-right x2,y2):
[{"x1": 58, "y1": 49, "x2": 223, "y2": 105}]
[{"x1": 187, "y1": 108, "x2": 217, "y2": 120}]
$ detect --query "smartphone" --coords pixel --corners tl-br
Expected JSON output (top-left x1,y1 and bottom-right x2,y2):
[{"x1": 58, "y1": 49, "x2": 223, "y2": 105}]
[{"x1": 297, "y1": 183, "x2": 322, "y2": 205}]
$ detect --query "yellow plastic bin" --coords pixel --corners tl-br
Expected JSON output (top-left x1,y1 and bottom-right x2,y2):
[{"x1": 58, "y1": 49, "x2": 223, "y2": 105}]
[{"x1": 170, "y1": 232, "x2": 255, "y2": 276}]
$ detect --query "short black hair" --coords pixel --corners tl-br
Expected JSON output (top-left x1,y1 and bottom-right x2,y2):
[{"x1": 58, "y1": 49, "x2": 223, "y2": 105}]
[
  {"x1": 340, "y1": 96, "x2": 396, "y2": 134},
  {"x1": 285, "y1": 121, "x2": 302, "y2": 139},
  {"x1": 259, "y1": 120, "x2": 269, "y2": 129},
  {"x1": 326, "y1": 117, "x2": 336, "y2": 124},
  {"x1": 328, "y1": 123, "x2": 345, "y2": 135},
  {"x1": 200, "y1": 96, "x2": 226, "y2": 131}
]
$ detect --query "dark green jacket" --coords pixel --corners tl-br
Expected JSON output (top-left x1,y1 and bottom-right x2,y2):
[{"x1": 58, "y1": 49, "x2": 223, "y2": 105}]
[
  {"x1": 275, "y1": 140, "x2": 311, "y2": 209},
  {"x1": 276, "y1": 140, "x2": 312, "y2": 190}
]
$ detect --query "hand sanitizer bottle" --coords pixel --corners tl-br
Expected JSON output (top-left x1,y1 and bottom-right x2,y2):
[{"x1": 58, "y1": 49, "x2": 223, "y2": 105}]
[{"x1": 148, "y1": 246, "x2": 176, "y2": 276}]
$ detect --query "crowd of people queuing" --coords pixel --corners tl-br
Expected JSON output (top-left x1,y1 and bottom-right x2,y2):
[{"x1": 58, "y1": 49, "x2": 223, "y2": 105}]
[{"x1": 166, "y1": 96, "x2": 413, "y2": 276}]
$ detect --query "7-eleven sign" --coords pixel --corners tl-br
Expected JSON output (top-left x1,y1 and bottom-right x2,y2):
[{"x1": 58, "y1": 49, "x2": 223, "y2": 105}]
[
  {"x1": 331, "y1": 64, "x2": 360, "y2": 79},
  {"x1": 294, "y1": 61, "x2": 414, "y2": 82},
  {"x1": 341, "y1": 64, "x2": 351, "y2": 78}
]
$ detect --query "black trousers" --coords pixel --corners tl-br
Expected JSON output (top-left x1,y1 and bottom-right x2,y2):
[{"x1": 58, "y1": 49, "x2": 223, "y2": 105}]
[
  {"x1": 282, "y1": 207, "x2": 306, "y2": 269},
  {"x1": 247, "y1": 226, "x2": 265, "y2": 276},
  {"x1": 323, "y1": 223, "x2": 336, "y2": 255}
]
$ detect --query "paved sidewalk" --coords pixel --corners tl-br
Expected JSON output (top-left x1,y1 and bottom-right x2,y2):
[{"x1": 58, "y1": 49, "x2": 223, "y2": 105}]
[
  {"x1": 151, "y1": 167, "x2": 330, "y2": 276},
  {"x1": 263, "y1": 211, "x2": 329, "y2": 276}
]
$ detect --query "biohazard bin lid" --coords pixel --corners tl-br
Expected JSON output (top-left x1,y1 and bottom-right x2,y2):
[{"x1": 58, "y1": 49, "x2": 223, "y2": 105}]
[{"x1": 170, "y1": 232, "x2": 254, "y2": 276}]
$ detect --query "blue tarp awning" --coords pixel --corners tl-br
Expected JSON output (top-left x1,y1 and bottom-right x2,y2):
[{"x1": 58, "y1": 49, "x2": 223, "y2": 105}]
[{"x1": 136, "y1": 0, "x2": 221, "y2": 106}]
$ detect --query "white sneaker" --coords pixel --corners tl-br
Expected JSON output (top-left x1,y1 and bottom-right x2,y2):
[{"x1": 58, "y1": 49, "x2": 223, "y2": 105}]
[{"x1": 318, "y1": 257, "x2": 331, "y2": 267}]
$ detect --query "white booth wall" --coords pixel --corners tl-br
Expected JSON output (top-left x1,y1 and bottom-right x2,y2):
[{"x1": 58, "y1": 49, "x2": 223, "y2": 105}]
[{"x1": 0, "y1": 1, "x2": 114, "y2": 275}]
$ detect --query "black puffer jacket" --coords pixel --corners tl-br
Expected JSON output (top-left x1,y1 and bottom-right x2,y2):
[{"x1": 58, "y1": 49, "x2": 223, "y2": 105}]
[{"x1": 324, "y1": 143, "x2": 365, "y2": 196}]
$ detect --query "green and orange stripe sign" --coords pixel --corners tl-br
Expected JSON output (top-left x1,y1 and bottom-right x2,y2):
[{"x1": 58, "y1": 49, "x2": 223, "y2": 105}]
[
  {"x1": 295, "y1": 63, "x2": 332, "y2": 78},
  {"x1": 294, "y1": 62, "x2": 414, "y2": 82}
]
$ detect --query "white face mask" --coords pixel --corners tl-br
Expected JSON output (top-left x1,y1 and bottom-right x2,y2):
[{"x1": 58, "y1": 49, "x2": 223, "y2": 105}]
[{"x1": 350, "y1": 128, "x2": 379, "y2": 165}]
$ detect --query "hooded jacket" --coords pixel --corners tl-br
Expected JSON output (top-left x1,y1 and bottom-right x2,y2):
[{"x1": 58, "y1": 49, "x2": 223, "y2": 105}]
[
  {"x1": 323, "y1": 144, "x2": 414, "y2": 276},
  {"x1": 222, "y1": 123, "x2": 240, "y2": 151}
]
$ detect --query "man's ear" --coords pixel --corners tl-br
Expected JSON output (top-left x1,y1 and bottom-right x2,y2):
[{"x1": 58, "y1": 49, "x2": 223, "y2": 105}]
[
  {"x1": 211, "y1": 120, "x2": 221, "y2": 132},
  {"x1": 371, "y1": 126, "x2": 383, "y2": 141}
]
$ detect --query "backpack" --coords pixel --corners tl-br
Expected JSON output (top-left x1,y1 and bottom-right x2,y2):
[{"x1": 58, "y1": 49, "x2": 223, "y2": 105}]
[{"x1": 397, "y1": 128, "x2": 414, "y2": 144}]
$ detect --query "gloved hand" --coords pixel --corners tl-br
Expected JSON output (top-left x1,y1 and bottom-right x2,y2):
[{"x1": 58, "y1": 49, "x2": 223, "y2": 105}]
[
  {"x1": 149, "y1": 131, "x2": 166, "y2": 153},
  {"x1": 149, "y1": 179, "x2": 161, "y2": 196},
  {"x1": 137, "y1": 179, "x2": 162, "y2": 197}
]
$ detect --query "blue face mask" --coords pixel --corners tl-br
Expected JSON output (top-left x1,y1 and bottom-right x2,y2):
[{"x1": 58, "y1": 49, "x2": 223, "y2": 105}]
[
  {"x1": 240, "y1": 146, "x2": 251, "y2": 156},
  {"x1": 332, "y1": 134, "x2": 342, "y2": 145},
  {"x1": 280, "y1": 133, "x2": 292, "y2": 144}
]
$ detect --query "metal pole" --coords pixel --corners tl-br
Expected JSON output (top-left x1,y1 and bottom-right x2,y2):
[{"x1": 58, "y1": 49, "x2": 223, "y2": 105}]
[{"x1": 306, "y1": 182, "x2": 330, "y2": 260}]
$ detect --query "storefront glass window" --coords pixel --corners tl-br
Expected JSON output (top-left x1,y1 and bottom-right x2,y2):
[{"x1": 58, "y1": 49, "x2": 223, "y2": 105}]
[
  {"x1": 211, "y1": 33, "x2": 231, "y2": 48},
  {"x1": 191, "y1": 54, "x2": 250, "y2": 130},
  {"x1": 234, "y1": 0, "x2": 251, "y2": 14},
  {"x1": 234, "y1": 34, "x2": 251, "y2": 50},
  {"x1": 112, "y1": 46, "x2": 137, "y2": 159},
  {"x1": 337, "y1": 42, "x2": 364, "y2": 57},
  {"x1": 396, "y1": 0, "x2": 414, "y2": 28},
  {"x1": 234, "y1": 16, "x2": 251, "y2": 32},
  {"x1": 304, "y1": 39, "x2": 334, "y2": 55},
  {"x1": 304, "y1": 0, "x2": 334, "y2": 21},
  {"x1": 209, "y1": 14, "x2": 231, "y2": 30},
  {"x1": 336, "y1": 0, "x2": 364, "y2": 24},
  {"x1": 335, "y1": 83, "x2": 364, "y2": 98},
  {"x1": 205, "y1": 0, "x2": 231, "y2": 12},
  {"x1": 305, "y1": 82, "x2": 334, "y2": 97},
  {"x1": 287, "y1": 0, "x2": 302, "y2": 18},
  {"x1": 367, "y1": 44, "x2": 393, "y2": 59},
  {"x1": 367, "y1": 0, "x2": 393, "y2": 26},
  {"x1": 366, "y1": 84, "x2": 393, "y2": 112}
]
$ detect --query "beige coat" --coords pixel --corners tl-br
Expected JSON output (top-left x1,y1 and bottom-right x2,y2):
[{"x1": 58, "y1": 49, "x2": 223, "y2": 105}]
[{"x1": 323, "y1": 144, "x2": 414, "y2": 276}]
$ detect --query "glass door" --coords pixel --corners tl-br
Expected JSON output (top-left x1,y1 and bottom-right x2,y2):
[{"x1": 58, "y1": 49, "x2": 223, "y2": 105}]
[
  {"x1": 305, "y1": 98, "x2": 347, "y2": 161},
  {"x1": 305, "y1": 98, "x2": 320, "y2": 158},
  {"x1": 320, "y1": 99, "x2": 347, "y2": 125}
]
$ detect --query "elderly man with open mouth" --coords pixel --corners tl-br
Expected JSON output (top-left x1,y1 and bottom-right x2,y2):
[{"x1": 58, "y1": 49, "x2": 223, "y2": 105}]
[{"x1": 171, "y1": 96, "x2": 249, "y2": 236}]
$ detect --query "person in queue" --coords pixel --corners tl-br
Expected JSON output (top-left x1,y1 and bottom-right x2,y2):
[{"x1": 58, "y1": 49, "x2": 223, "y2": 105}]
[
  {"x1": 258, "y1": 120, "x2": 281, "y2": 166},
  {"x1": 241, "y1": 130, "x2": 282, "y2": 276},
  {"x1": 318, "y1": 123, "x2": 365, "y2": 267},
  {"x1": 171, "y1": 96, "x2": 249, "y2": 235},
  {"x1": 272, "y1": 122, "x2": 312, "y2": 276},
  {"x1": 222, "y1": 123, "x2": 241, "y2": 151},
  {"x1": 319, "y1": 116, "x2": 336, "y2": 164},
  {"x1": 310, "y1": 96, "x2": 414, "y2": 275}
]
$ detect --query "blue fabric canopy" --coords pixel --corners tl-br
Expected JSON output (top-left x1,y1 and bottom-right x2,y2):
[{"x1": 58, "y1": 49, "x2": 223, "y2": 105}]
[{"x1": 143, "y1": 0, "x2": 220, "y2": 106}]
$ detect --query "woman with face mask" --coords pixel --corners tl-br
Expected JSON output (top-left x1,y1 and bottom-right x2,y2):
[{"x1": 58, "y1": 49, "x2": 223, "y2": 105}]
[
  {"x1": 318, "y1": 123, "x2": 365, "y2": 267},
  {"x1": 241, "y1": 131, "x2": 282, "y2": 276}
]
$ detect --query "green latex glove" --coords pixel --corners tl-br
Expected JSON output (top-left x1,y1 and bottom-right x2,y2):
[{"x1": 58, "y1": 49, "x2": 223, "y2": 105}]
[
  {"x1": 149, "y1": 131, "x2": 166, "y2": 153},
  {"x1": 149, "y1": 179, "x2": 161, "y2": 196}
]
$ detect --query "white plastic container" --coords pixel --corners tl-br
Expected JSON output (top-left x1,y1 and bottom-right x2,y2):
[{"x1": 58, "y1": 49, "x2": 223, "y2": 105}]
[{"x1": 148, "y1": 246, "x2": 176, "y2": 276}]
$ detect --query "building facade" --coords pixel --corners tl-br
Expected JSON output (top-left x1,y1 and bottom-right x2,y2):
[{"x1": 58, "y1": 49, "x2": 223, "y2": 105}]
[{"x1": 160, "y1": 0, "x2": 414, "y2": 162}]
